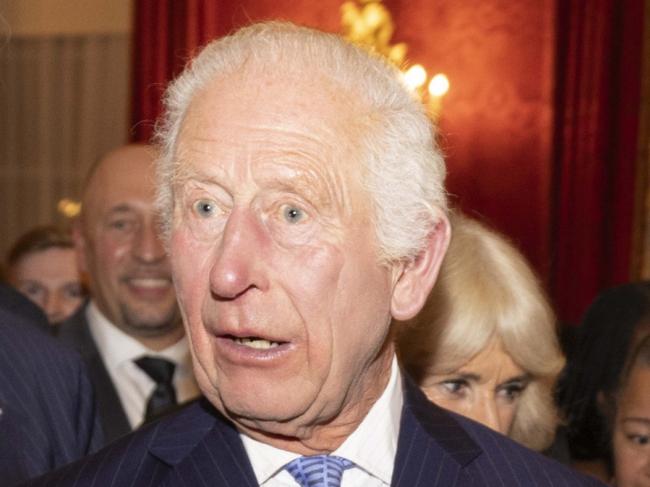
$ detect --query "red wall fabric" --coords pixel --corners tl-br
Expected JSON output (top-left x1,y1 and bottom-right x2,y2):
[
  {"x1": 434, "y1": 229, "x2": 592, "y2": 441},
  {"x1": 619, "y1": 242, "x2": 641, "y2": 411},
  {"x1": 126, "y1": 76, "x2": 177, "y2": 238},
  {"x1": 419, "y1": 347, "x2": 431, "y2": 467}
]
[
  {"x1": 131, "y1": 0, "x2": 556, "y2": 269},
  {"x1": 390, "y1": 0, "x2": 557, "y2": 281},
  {"x1": 130, "y1": 0, "x2": 642, "y2": 323},
  {"x1": 130, "y1": 0, "x2": 343, "y2": 141},
  {"x1": 551, "y1": 0, "x2": 643, "y2": 323}
]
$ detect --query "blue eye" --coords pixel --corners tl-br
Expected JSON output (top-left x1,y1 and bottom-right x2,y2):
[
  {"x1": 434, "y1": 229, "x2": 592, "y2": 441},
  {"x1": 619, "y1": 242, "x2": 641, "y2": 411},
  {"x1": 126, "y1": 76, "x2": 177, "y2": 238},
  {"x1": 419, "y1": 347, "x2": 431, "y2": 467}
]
[
  {"x1": 194, "y1": 199, "x2": 216, "y2": 218},
  {"x1": 282, "y1": 205, "x2": 305, "y2": 223}
]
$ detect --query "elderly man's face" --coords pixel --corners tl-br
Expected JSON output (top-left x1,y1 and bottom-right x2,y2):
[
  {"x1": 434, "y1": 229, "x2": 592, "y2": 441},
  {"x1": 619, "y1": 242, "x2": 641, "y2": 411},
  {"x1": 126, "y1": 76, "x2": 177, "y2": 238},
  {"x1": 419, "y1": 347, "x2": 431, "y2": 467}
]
[{"x1": 170, "y1": 72, "x2": 400, "y2": 441}]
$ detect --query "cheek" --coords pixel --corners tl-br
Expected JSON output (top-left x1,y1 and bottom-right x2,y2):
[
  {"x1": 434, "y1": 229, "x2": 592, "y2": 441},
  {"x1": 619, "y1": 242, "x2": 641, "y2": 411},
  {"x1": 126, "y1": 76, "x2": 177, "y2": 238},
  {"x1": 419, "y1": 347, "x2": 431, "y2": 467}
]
[
  {"x1": 94, "y1": 237, "x2": 131, "y2": 268},
  {"x1": 282, "y1": 243, "x2": 343, "y2": 306},
  {"x1": 170, "y1": 230, "x2": 217, "y2": 372},
  {"x1": 169, "y1": 229, "x2": 212, "y2": 315},
  {"x1": 499, "y1": 406, "x2": 518, "y2": 433},
  {"x1": 613, "y1": 436, "x2": 639, "y2": 483}
]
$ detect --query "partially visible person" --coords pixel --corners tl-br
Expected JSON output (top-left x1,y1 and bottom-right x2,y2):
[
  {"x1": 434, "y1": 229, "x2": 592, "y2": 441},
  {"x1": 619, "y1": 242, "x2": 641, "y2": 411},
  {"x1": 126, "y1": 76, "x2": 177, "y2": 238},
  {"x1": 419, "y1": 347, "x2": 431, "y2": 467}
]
[
  {"x1": 0, "y1": 284, "x2": 102, "y2": 485},
  {"x1": 398, "y1": 213, "x2": 565, "y2": 452},
  {"x1": 58, "y1": 144, "x2": 198, "y2": 444},
  {"x1": 606, "y1": 334, "x2": 650, "y2": 487},
  {"x1": 557, "y1": 282, "x2": 650, "y2": 482},
  {"x1": 5, "y1": 225, "x2": 86, "y2": 326}
]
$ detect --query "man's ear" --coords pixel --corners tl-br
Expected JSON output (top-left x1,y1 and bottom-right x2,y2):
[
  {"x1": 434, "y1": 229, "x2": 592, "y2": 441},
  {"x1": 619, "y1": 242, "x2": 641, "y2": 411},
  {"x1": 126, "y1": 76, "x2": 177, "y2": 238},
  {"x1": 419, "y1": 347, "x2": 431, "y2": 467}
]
[
  {"x1": 390, "y1": 211, "x2": 450, "y2": 321},
  {"x1": 72, "y1": 218, "x2": 89, "y2": 274}
]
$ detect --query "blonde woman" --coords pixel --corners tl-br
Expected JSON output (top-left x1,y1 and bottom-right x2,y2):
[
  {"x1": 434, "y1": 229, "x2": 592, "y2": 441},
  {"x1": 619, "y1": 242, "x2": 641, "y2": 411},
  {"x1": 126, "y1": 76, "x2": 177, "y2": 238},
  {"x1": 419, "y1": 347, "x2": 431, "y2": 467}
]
[{"x1": 398, "y1": 213, "x2": 565, "y2": 451}]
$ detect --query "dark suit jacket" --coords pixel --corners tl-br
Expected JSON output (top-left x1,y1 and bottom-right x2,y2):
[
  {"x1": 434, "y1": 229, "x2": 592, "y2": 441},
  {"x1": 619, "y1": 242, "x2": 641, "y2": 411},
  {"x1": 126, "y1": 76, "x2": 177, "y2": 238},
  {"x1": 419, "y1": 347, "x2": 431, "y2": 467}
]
[
  {"x1": 0, "y1": 287, "x2": 103, "y2": 485},
  {"x1": 24, "y1": 374, "x2": 604, "y2": 486},
  {"x1": 56, "y1": 304, "x2": 131, "y2": 444}
]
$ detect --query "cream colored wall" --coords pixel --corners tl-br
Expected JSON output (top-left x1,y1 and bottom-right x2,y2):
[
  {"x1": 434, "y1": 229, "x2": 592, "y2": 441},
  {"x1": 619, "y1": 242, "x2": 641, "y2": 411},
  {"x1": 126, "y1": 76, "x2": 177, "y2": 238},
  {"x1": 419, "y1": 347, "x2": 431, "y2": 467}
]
[
  {"x1": 0, "y1": 0, "x2": 131, "y2": 36},
  {"x1": 0, "y1": 0, "x2": 132, "y2": 259}
]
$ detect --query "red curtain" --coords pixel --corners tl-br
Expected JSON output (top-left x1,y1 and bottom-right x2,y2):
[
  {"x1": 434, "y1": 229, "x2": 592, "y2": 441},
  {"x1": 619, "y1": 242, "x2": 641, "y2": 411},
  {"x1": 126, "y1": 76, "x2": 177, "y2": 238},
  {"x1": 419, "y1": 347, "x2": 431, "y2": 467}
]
[
  {"x1": 130, "y1": 0, "x2": 340, "y2": 142},
  {"x1": 130, "y1": 0, "x2": 644, "y2": 324},
  {"x1": 550, "y1": 0, "x2": 643, "y2": 323},
  {"x1": 130, "y1": 0, "x2": 229, "y2": 142}
]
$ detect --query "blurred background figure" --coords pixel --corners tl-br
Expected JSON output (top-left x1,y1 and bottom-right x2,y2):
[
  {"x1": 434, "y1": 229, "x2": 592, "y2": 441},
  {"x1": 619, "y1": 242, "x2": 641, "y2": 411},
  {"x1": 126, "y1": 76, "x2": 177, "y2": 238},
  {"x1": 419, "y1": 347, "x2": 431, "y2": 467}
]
[
  {"x1": 5, "y1": 225, "x2": 86, "y2": 326},
  {"x1": 398, "y1": 212, "x2": 565, "y2": 452},
  {"x1": 58, "y1": 144, "x2": 198, "y2": 445},
  {"x1": 607, "y1": 334, "x2": 650, "y2": 487},
  {"x1": 0, "y1": 284, "x2": 102, "y2": 485},
  {"x1": 557, "y1": 282, "x2": 650, "y2": 483}
]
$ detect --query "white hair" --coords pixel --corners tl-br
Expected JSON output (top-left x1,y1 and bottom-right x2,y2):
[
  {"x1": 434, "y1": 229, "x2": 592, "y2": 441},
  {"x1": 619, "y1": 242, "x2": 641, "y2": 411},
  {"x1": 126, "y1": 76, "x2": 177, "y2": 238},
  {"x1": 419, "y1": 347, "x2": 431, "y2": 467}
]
[{"x1": 155, "y1": 21, "x2": 447, "y2": 263}]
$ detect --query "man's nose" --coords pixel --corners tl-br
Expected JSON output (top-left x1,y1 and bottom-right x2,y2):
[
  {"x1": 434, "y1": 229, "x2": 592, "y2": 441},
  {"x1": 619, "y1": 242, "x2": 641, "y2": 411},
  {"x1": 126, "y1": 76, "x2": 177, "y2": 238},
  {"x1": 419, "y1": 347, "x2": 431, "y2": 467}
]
[
  {"x1": 468, "y1": 400, "x2": 503, "y2": 435},
  {"x1": 44, "y1": 291, "x2": 65, "y2": 324},
  {"x1": 133, "y1": 221, "x2": 166, "y2": 263},
  {"x1": 209, "y1": 209, "x2": 267, "y2": 300}
]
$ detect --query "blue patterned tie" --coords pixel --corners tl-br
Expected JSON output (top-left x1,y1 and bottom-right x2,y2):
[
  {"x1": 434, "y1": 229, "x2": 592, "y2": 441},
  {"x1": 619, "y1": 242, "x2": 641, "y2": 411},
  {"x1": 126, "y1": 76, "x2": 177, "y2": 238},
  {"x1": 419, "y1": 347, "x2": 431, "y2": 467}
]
[{"x1": 284, "y1": 455, "x2": 354, "y2": 487}]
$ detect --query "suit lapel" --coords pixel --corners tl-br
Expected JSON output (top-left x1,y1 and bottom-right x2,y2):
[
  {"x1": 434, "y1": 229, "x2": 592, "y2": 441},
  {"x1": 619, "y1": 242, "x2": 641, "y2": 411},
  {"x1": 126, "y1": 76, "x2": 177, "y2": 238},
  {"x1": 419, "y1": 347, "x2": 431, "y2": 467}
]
[
  {"x1": 146, "y1": 375, "x2": 482, "y2": 487},
  {"x1": 391, "y1": 375, "x2": 482, "y2": 487},
  {"x1": 57, "y1": 306, "x2": 132, "y2": 442},
  {"x1": 149, "y1": 399, "x2": 258, "y2": 487}
]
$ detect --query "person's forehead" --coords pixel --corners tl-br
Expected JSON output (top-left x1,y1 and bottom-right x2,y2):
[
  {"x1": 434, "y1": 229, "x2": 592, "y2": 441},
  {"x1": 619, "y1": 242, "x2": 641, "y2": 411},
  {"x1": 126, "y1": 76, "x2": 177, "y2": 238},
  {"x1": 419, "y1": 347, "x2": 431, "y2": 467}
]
[
  {"x1": 15, "y1": 247, "x2": 78, "y2": 275},
  {"x1": 620, "y1": 366, "x2": 650, "y2": 410},
  {"x1": 85, "y1": 157, "x2": 156, "y2": 216},
  {"x1": 181, "y1": 70, "x2": 360, "y2": 145},
  {"x1": 174, "y1": 71, "x2": 367, "y2": 206}
]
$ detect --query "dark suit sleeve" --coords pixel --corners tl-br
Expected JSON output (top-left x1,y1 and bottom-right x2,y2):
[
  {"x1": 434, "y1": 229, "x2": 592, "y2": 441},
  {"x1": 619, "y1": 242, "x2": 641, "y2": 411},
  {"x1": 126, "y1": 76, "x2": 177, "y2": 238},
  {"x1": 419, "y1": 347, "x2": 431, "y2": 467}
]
[{"x1": 0, "y1": 298, "x2": 104, "y2": 485}]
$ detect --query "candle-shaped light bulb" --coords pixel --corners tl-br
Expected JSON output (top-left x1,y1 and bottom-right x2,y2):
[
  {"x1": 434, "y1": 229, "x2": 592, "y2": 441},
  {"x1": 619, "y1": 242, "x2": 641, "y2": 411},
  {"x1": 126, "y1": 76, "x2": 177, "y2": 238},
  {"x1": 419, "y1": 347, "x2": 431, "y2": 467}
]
[
  {"x1": 403, "y1": 64, "x2": 427, "y2": 91},
  {"x1": 427, "y1": 73, "x2": 449, "y2": 121},
  {"x1": 428, "y1": 73, "x2": 450, "y2": 97}
]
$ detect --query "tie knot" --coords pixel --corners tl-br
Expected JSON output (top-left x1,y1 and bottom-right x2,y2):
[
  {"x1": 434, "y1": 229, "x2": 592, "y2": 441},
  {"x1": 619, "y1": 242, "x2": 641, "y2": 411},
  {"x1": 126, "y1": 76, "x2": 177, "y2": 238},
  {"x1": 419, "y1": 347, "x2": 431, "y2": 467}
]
[
  {"x1": 284, "y1": 455, "x2": 354, "y2": 487},
  {"x1": 134, "y1": 356, "x2": 176, "y2": 385}
]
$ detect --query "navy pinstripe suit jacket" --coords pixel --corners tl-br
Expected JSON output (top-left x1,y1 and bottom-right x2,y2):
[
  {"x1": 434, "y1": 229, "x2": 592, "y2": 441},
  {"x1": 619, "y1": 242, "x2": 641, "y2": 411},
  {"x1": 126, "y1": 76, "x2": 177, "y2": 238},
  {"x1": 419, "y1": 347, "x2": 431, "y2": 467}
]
[
  {"x1": 0, "y1": 287, "x2": 103, "y2": 485},
  {"x1": 24, "y1": 374, "x2": 604, "y2": 486}
]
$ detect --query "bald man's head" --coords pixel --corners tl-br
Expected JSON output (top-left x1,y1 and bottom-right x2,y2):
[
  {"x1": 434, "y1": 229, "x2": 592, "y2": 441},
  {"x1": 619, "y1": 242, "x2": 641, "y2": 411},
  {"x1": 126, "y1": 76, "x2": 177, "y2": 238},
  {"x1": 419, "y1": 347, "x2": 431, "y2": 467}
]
[{"x1": 75, "y1": 144, "x2": 182, "y2": 350}]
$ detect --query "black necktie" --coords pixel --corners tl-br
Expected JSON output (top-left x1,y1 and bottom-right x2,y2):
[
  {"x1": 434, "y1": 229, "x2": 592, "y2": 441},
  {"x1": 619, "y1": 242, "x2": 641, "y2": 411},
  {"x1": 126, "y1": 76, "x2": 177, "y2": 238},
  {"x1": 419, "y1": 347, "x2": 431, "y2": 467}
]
[{"x1": 134, "y1": 356, "x2": 177, "y2": 422}]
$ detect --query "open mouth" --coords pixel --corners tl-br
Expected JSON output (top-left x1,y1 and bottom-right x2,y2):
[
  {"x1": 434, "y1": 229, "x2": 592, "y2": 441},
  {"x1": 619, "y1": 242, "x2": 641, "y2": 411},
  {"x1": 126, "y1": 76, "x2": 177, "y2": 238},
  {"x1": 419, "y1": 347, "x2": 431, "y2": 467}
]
[{"x1": 226, "y1": 335, "x2": 285, "y2": 350}]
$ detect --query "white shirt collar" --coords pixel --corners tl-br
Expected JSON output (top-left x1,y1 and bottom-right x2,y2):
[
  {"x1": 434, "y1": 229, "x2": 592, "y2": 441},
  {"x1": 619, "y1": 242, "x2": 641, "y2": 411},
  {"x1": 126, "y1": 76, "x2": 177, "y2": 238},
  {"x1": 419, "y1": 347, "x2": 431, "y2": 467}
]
[
  {"x1": 85, "y1": 301, "x2": 198, "y2": 428},
  {"x1": 241, "y1": 356, "x2": 403, "y2": 485},
  {"x1": 86, "y1": 301, "x2": 191, "y2": 373}
]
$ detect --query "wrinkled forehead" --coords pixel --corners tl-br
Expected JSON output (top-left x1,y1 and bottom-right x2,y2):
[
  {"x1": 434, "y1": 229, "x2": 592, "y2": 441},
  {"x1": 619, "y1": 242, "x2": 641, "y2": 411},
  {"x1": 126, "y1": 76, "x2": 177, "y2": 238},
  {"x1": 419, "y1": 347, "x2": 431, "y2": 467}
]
[
  {"x1": 171, "y1": 70, "x2": 370, "y2": 204},
  {"x1": 180, "y1": 69, "x2": 363, "y2": 147}
]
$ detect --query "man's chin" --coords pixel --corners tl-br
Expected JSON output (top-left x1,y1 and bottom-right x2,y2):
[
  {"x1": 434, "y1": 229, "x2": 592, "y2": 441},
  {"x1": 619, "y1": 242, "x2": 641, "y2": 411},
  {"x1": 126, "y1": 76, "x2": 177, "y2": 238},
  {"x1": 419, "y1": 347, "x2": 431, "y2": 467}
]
[
  {"x1": 212, "y1": 392, "x2": 317, "y2": 438},
  {"x1": 229, "y1": 411, "x2": 321, "y2": 447},
  {"x1": 121, "y1": 305, "x2": 181, "y2": 337}
]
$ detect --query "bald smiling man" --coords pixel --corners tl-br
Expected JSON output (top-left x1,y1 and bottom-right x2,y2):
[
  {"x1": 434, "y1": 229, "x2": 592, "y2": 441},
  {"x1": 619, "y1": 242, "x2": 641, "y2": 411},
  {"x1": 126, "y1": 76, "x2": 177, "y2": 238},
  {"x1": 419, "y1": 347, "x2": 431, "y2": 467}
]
[{"x1": 57, "y1": 145, "x2": 198, "y2": 443}]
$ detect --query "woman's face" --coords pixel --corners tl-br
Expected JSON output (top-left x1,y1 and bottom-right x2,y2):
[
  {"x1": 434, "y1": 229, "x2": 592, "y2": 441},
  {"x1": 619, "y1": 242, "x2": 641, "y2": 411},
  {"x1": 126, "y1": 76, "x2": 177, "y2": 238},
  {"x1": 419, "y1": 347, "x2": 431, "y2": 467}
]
[
  {"x1": 10, "y1": 247, "x2": 85, "y2": 325},
  {"x1": 421, "y1": 339, "x2": 529, "y2": 436},
  {"x1": 613, "y1": 365, "x2": 650, "y2": 487}
]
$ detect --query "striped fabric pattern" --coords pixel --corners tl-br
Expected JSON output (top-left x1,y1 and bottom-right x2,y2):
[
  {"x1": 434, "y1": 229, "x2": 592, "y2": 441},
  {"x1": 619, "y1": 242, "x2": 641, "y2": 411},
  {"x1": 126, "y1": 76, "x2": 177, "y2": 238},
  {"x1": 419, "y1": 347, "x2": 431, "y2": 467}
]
[
  {"x1": 23, "y1": 378, "x2": 608, "y2": 486},
  {"x1": 0, "y1": 286, "x2": 103, "y2": 485},
  {"x1": 285, "y1": 455, "x2": 354, "y2": 487}
]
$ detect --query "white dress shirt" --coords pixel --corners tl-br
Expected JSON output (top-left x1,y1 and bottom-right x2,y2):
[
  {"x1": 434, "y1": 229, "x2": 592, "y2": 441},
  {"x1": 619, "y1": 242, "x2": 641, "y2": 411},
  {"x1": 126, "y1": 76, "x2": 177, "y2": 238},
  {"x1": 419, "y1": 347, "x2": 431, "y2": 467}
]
[
  {"x1": 86, "y1": 302, "x2": 199, "y2": 428},
  {"x1": 241, "y1": 356, "x2": 403, "y2": 486}
]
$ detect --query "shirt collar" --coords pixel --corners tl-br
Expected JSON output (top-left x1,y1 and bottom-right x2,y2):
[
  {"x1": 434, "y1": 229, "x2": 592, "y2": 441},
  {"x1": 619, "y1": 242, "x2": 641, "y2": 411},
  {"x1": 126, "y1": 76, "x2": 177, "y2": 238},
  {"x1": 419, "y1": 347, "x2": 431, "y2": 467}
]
[
  {"x1": 86, "y1": 301, "x2": 190, "y2": 373},
  {"x1": 241, "y1": 355, "x2": 402, "y2": 485}
]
